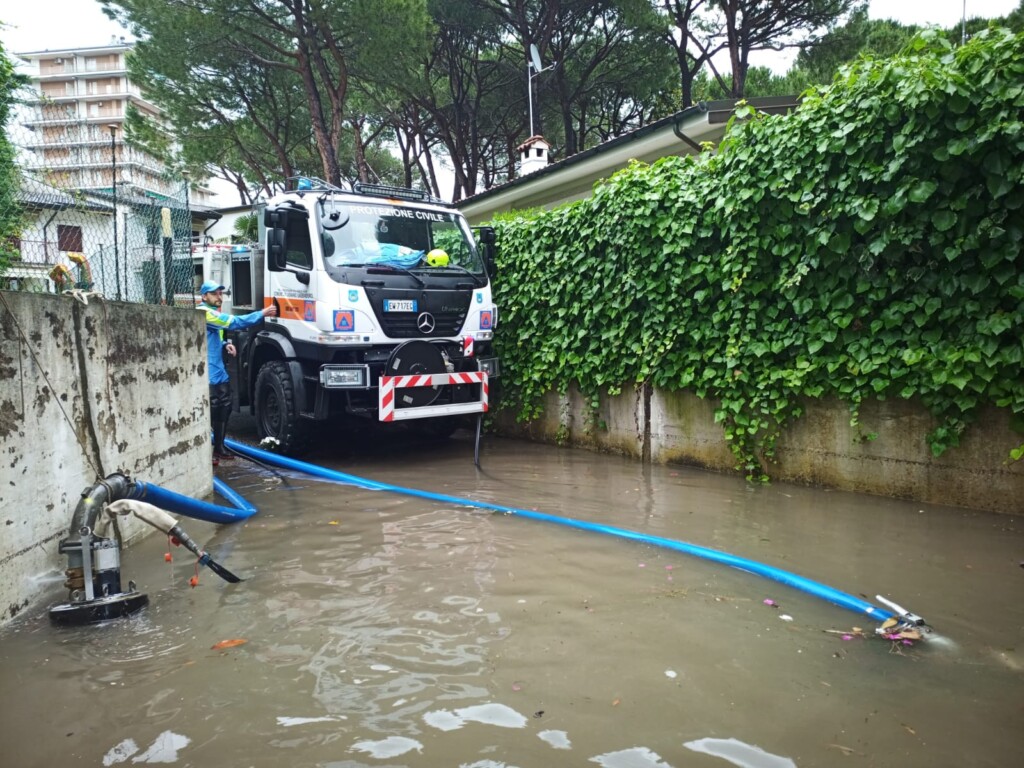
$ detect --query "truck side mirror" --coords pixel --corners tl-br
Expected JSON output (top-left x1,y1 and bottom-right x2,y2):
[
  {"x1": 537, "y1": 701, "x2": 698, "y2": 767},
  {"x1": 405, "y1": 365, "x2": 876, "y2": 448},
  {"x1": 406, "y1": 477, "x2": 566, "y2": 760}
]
[
  {"x1": 264, "y1": 208, "x2": 287, "y2": 229},
  {"x1": 476, "y1": 227, "x2": 497, "y2": 276},
  {"x1": 267, "y1": 228, "x2": 288, "y2": 271}
]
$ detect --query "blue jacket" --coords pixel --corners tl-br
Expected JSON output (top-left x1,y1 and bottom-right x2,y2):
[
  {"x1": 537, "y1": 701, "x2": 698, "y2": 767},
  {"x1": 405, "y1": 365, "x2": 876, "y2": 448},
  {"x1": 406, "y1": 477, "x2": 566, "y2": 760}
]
[{"x1": 199, "y1": 303, "x2": 267, "y2": 385}]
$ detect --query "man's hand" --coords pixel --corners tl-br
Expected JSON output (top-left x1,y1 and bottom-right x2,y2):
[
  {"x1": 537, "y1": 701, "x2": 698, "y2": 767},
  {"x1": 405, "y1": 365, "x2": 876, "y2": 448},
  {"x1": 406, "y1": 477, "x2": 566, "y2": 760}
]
[
  {"x1": 263, "y1": 304, "x2": 278, "y2": 318},
  {"x1": 225, "y1": 342, "x2": 237, "y2": 357}
]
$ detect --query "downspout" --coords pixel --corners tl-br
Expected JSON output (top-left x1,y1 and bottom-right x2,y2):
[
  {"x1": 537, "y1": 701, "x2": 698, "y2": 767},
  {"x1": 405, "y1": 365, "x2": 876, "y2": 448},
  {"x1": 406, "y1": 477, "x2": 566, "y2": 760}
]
[
  {"x1": 672, "y1": 102, "x2": 708, "y2": 154},
  {"x1": 41, "y1": 208, "x2": 61, "y2": 271},
  {"x1": 201, "y1": 216, "x2": 219, "y2": 243}
]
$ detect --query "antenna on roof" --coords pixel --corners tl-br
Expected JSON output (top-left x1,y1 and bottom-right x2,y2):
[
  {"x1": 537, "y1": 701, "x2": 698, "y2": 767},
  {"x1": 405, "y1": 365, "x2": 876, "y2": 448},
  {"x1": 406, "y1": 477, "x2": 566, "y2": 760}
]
[{"x1": 526, "y1": 43, "x2": 555, "y2": 140}]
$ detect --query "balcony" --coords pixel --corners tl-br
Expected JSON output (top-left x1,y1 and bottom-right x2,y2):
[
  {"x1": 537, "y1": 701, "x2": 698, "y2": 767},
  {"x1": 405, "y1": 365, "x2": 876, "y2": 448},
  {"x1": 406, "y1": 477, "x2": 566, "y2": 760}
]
[
  {"x1": 22, "y1": 136, "x2": 122, "y2": 149},
  {"x1": 35, "y1": 88, "x2": 78, "y2": 101},
  {"x1": 23, "y1": 115, "x2": 82, "y2": 127},
  {"x1": 9, "y1": 239, "x2": 65, "y2": 266},
  {"x1": 82, "y1": 61, "x2": 127, "y2": 76},
  {"x1": 37, "y1": 65, "x2": 76, "y2": 78}
]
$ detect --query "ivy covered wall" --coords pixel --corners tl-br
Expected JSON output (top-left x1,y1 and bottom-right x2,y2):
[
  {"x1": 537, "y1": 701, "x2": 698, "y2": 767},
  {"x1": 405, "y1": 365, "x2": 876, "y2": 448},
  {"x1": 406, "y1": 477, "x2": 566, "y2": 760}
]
[{"x1": 491, "y1": 29, "x2": 1024, "y2": 481}]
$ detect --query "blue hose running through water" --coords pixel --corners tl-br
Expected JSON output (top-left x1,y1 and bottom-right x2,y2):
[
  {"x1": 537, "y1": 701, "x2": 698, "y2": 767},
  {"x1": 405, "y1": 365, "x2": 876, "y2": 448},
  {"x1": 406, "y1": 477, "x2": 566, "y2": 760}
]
[
  {"x1": 224, "y1": 438, "x2": 896, "y2": 624},
  {"x1": 130, "y1": 478, "x2": 258, "y2": 525}
]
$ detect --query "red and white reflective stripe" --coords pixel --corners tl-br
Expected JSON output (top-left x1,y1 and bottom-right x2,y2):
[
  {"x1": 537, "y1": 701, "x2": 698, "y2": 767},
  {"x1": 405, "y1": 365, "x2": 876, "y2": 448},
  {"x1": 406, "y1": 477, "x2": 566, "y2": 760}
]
[
  {"x1": 463, "y1": 336, "x2": 474, "y2": 357},
  {"x1": 379, "y1": 371, "x2": 488, "y2": 422}
]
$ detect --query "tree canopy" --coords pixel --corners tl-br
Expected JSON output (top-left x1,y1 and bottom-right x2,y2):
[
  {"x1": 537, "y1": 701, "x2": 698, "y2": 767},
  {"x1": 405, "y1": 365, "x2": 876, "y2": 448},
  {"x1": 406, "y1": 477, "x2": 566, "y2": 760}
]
[{"x1": 99, "y1": 0, "x2": 1023, "y2": 202}]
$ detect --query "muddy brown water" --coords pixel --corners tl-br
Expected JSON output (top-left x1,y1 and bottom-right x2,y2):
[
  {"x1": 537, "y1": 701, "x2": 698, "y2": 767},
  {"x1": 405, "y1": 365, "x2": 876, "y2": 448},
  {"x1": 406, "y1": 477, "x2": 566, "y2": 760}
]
[{"x1": 1, "y1": 430, "x2": 1022, "y2": 768}]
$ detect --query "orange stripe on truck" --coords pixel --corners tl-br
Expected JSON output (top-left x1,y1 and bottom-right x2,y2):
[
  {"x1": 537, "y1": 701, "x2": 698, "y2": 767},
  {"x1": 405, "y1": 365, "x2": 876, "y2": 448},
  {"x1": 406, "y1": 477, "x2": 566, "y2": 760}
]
[{"x1": 271, "y1": 297, "x2": 314, "y2": 322}]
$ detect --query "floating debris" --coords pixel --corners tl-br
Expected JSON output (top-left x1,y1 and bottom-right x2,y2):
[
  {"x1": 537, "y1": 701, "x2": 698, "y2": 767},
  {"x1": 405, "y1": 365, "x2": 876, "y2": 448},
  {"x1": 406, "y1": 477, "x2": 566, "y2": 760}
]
[
  {"x1": 824, "y1": 620, "x2": 924, "y2": 648},
  {"x1": 211, "y1": 638, "x2": 247, "y2": 650}
]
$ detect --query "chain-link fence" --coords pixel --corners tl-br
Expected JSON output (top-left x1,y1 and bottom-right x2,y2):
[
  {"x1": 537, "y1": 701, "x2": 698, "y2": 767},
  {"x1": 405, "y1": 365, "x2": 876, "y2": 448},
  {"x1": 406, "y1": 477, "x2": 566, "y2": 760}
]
[{"x1": 1, "y1": 97, "x2": 198, "y2": 305}]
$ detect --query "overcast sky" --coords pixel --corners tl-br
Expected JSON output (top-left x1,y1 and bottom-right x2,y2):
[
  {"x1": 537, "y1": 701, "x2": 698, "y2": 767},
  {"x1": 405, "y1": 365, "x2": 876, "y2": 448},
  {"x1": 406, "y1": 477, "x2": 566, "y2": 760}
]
[{"x1": 2, "y1": 0, "x2": 1020, "y2": 58}]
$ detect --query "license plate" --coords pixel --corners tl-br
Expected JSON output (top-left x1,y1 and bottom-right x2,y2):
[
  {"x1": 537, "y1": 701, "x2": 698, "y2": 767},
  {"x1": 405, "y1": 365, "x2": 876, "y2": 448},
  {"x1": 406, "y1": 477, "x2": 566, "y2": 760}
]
[{"x1": 384, "y1": 299, "x2": 417, "y2": 312}]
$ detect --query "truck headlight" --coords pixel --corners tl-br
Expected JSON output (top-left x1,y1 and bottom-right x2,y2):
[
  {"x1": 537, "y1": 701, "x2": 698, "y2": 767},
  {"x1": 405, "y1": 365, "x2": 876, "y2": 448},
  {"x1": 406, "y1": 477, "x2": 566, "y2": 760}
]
[{"x1": 320, "y1": 365, "x2": 369, "y2": 388}]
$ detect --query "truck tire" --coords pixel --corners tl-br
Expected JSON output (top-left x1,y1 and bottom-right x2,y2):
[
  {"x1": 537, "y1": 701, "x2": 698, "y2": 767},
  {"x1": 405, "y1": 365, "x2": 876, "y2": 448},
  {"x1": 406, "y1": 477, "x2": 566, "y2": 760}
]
[{"x1": 254, "y1": 361, "x2": 309, "y2": 455}]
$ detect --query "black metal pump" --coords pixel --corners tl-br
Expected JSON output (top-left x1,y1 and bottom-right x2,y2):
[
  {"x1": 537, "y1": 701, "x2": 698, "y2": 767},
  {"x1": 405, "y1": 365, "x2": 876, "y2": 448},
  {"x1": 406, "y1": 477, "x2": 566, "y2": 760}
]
[
  {"x1": 50, "y1": 476, "x2": 149, "y2": 626},
  {"x1": 50, "y1": 524, "x2": 148, "y2": 626}
]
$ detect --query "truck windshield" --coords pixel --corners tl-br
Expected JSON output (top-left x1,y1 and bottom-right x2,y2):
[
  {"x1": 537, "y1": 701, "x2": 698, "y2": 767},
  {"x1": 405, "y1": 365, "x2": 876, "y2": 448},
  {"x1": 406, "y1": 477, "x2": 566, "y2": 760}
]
[{"x1": 319, "y1": 202, "x2": 485, "y2": 280}]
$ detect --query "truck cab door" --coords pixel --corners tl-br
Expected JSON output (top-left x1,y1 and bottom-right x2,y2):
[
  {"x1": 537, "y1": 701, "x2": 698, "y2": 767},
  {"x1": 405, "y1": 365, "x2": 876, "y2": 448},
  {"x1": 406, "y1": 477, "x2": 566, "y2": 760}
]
[{"x1": 265, "y1": 204, "x2": 314, "y2": 321}]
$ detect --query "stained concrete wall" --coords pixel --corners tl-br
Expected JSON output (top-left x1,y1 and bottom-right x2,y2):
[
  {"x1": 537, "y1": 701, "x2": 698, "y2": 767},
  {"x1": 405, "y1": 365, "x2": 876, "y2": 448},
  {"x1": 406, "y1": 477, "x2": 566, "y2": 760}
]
[
  {"x1": 494, "y1": 384, "x2": 1023, "y2": 515},
  {"x1": 0, "y1": 291, "x2": 211, "y2": 623}
]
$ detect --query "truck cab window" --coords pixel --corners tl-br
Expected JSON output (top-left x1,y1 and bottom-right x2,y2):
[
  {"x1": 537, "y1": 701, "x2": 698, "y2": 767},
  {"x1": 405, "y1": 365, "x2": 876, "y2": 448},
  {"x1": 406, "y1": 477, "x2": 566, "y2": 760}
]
[{"x1": 286, "y1": 218, "x2": 313, "y2": 269}]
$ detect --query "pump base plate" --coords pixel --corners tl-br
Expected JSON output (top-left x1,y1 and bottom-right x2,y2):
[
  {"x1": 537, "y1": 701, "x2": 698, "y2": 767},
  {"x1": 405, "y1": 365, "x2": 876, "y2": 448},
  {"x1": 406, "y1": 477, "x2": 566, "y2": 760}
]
[{"x1": 49, "y1": 591, "x2": 149, "y2": 626}]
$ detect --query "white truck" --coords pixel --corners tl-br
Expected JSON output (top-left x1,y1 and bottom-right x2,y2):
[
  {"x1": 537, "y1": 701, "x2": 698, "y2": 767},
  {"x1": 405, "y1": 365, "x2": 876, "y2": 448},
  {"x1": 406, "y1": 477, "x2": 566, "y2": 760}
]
[{"x1": 202, "y1": 179, "x2": 499, "y2": 454}]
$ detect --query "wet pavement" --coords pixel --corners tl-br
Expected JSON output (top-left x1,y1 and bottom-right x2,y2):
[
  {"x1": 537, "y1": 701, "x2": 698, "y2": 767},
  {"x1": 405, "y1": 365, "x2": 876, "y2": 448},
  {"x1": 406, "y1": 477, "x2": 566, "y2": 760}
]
[{"x1": 1, "y1": 429, "x2": 1022, "y2": 767}]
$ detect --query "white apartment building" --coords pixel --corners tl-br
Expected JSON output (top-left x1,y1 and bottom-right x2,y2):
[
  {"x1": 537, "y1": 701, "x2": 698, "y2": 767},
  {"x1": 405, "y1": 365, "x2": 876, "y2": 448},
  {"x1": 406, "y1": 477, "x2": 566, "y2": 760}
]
[
  {"x1": 17, "y1": 39, "x2": 211, "y2": 204},
  {"x1": 19, "y1": 40, "x2": 168, "y2": 197}
]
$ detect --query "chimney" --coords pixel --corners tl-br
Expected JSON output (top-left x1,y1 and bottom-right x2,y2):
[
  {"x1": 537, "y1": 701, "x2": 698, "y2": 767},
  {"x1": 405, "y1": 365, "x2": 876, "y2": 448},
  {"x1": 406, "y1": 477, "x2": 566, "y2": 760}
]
[{"x1": 517, "y1": 135, "x2": 550, "y2": 176}]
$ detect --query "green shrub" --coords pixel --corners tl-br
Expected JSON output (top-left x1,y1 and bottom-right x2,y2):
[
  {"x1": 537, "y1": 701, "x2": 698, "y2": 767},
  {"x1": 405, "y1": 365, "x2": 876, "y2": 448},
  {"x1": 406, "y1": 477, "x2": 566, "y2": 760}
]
[{"x1": 491, "y1": 28, "x2": 1024, "y2": 480}]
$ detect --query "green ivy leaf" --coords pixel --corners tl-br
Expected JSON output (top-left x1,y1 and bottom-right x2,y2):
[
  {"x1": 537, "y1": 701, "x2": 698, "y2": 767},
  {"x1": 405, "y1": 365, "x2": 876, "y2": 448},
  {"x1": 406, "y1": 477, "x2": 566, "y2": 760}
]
[
  {"x1": 932, "y1": 210, "x2": 957, "y2": 231},
  {"x1": 909, "y1": 180, "x2": 938, "y2": 203}
]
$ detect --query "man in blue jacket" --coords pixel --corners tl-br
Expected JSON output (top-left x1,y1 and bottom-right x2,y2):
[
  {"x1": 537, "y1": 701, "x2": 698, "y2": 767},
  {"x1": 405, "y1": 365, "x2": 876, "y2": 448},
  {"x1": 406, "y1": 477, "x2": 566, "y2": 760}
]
[{"x1": 198, "y1": 280, "x2": 277, "y2": 463}]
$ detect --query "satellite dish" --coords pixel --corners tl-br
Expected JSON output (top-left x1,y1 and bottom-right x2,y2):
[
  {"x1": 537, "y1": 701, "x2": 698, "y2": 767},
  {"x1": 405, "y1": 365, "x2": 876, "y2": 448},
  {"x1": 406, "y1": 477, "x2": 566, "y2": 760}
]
[{"x1": 529, "y1": 43, "x2": 542, "y2": 72}]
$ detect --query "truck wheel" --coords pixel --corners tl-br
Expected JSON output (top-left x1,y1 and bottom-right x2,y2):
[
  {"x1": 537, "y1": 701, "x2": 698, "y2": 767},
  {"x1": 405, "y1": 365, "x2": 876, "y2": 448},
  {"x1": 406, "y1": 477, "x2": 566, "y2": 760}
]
[{"x1": 255, "y1": 361, "x2": 308, "y2": 455}]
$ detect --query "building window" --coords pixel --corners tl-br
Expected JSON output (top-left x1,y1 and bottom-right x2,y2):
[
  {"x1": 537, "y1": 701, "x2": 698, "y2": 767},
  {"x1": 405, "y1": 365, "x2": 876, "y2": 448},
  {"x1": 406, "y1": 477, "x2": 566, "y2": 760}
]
[{"x1": 57, "y1": 224, "x2": 83, "y2": 252}]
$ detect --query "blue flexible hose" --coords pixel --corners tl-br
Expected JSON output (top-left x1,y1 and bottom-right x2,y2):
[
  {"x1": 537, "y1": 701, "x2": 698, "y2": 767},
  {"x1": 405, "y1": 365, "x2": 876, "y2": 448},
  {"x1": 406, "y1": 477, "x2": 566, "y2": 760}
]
[
  {"x1": 224, "y1": 438, "x2": 895, "y2": 623},
  {"x1": 129, "y1": 478, "x2": 258, "y2": 525}
]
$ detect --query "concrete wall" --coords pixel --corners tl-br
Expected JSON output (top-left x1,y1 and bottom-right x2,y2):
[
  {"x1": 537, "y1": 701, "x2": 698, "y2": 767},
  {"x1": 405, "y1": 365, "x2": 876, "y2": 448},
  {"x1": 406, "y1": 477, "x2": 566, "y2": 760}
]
[
  {"x1": 494, "y1": 384, "x2": 1023, "y2": 515},
  {"x1": 0, "y1": 291, "x2": 211, "y2": 623}
]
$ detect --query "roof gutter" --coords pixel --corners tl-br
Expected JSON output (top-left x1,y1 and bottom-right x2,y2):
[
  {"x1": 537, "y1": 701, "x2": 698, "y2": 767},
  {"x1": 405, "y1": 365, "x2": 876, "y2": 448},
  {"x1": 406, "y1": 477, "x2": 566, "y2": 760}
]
[{"x1": 459, "y1": 110, "x2": 721, "y2": 224}]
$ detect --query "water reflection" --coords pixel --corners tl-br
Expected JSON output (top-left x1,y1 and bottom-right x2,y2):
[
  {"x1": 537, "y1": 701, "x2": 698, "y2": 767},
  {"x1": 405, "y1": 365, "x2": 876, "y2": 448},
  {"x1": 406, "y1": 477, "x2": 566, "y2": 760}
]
[
  {"x1": 423, "y1": 702, "x2": 528, "y2": 731},
  {"x1": 589, "y1": 746, "x2": 671, "y2": 768},
  {"x1": 349, "y1": 735, "x2": 423, "y2": 758},
  {"x1": 538, "y1": 729, "x2": 572, "y2": 749},
  {"x1": 684, "y1": 738, "x2": 797, "y2": 767},
  {"x1": 102, "y1": 731, "x2": 190, "y2": 765}
]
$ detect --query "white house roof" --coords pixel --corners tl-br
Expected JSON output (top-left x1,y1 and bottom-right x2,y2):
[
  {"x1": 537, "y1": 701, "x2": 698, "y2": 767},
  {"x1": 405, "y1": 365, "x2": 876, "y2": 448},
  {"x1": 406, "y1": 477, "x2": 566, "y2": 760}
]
[
  {"x1": 459, "y1": 96, "x2": 798, "y2": 224},
  {"x1": 18, "y1": 176, "x2": 113, "y2": 213}
]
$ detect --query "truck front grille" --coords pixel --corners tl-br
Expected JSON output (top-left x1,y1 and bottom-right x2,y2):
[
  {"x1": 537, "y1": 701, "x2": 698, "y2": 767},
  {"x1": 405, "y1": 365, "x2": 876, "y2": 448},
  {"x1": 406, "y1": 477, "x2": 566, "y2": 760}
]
[{"x1": 378, "y1": 312, "x2": 466, "y2": 338}]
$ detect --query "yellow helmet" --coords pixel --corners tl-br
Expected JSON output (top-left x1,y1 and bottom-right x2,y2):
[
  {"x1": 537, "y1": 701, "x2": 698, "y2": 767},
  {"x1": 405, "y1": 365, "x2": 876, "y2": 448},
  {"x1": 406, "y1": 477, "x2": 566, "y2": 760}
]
[{"x1": 425, "y1": 248, "x2": 449, "y2": 267}]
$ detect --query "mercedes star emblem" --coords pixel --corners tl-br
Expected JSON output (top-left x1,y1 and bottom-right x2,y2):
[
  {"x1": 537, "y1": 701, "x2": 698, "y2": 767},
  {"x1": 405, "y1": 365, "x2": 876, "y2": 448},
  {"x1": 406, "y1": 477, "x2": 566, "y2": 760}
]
[{"x1": 417, "y1": 312, "x2": 436, "y2": 334}]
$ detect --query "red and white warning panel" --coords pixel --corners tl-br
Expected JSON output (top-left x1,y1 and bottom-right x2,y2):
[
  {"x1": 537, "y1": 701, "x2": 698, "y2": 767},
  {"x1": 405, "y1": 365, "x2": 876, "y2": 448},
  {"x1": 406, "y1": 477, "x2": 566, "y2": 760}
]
[{"x1": 379, "y1": 371, "x2": 489, "y2": 422}]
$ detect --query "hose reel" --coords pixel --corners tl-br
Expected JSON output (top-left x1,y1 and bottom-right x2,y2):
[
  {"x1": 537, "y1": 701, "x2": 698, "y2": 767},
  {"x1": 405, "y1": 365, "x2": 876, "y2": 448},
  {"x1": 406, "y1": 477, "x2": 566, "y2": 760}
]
[{"x1": 384, "y1": 340, "x2": 450, "y2": 408}]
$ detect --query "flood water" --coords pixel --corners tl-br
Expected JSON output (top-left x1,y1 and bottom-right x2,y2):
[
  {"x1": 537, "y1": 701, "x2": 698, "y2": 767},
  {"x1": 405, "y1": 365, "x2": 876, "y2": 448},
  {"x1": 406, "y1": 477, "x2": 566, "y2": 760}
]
[{"x1": 2, "y1": 432, "x2": 1022, "y2": 768}]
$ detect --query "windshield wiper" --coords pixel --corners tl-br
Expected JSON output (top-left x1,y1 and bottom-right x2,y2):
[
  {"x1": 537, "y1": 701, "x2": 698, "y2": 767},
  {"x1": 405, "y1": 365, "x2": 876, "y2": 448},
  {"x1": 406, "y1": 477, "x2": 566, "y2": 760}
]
[
  {"x1": 432, "y1": 264, "x2": 483, "y2": 285},
  {"x1": 362, "y1": 263, "x2": 425, "y2": 287}
]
